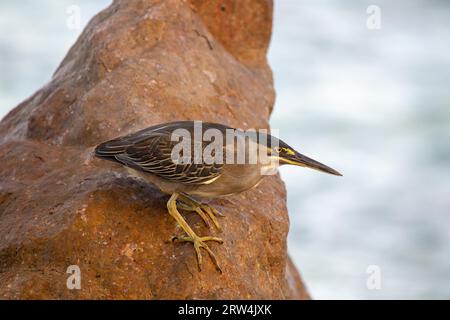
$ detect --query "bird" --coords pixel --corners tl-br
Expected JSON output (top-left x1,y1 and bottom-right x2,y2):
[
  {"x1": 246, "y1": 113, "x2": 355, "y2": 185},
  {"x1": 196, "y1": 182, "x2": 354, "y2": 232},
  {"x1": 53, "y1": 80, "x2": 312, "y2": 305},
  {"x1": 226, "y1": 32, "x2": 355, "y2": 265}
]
[{"x1": 94, "y1": 120, "x2": 342, "y2": 272}]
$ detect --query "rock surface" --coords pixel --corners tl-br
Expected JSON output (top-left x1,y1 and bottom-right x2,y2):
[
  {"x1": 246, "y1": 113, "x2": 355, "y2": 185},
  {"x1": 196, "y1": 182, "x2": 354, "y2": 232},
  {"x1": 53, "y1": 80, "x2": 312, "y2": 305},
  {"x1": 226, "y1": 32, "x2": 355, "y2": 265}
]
[{"x1": 0, "y1": 0, "x2": 310, "y2": 299}]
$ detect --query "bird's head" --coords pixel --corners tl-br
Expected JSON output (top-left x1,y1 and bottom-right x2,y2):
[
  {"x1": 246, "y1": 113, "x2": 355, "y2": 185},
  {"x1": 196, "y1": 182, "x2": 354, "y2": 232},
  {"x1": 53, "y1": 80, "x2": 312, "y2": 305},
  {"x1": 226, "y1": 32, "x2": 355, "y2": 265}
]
[{"x1": 268, "y1": 140, "x2": 342, "y2": 176}]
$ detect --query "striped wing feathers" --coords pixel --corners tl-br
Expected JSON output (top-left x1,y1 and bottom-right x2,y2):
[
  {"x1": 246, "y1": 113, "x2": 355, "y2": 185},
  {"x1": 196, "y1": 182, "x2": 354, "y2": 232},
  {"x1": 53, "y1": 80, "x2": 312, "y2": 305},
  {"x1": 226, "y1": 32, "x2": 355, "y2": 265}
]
[{"x1": 95, "y1": 130, "x2": 223, "y2": 184}]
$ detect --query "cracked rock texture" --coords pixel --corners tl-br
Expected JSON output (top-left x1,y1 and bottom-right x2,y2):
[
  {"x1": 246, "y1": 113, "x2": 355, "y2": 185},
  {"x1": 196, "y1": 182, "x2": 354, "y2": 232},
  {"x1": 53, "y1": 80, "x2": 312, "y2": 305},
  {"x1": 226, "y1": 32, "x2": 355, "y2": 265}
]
[{"x1": 0, "y1": 0, "x2": 309, "y2": 299}]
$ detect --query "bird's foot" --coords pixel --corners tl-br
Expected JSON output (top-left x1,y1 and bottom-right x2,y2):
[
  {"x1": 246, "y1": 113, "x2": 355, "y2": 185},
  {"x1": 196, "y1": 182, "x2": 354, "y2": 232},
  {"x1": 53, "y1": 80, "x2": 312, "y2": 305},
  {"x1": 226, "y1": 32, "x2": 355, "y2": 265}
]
[
  {"x1": 172, "y1": 235, "x2": 223, "y2": 273},
  {"x1": 177, "y1": 201, "x2": 211, "y2": 228},
  {"x1": 177, "y1": 194, "x2": 224, "y2": 232},
  {"x1": 167, "y1": 193, "x2": 224, "y2": 273}
]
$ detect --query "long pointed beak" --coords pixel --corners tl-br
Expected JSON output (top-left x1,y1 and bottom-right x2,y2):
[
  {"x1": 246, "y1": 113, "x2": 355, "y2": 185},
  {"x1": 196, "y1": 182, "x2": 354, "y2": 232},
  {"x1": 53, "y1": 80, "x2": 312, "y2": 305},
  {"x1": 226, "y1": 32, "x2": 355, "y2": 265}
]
[{"x1": 282, "y1": 151, "x2": 343, "y2": 176}]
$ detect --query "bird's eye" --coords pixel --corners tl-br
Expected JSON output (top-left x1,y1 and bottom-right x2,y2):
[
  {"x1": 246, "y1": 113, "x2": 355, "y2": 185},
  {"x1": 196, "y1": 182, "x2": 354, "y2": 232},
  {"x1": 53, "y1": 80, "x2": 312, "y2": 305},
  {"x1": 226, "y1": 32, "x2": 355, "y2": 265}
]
[{"x1": 275, "y1": 147, "x2": 282, "y2": 153}]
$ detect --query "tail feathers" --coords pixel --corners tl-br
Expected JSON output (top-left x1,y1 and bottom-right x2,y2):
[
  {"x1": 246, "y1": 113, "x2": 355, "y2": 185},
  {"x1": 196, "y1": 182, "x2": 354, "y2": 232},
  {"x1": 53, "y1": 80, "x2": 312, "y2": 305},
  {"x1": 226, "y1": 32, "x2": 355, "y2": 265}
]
[{"x1": 94, "y1": 139, "x2": 131, "y2": 159}]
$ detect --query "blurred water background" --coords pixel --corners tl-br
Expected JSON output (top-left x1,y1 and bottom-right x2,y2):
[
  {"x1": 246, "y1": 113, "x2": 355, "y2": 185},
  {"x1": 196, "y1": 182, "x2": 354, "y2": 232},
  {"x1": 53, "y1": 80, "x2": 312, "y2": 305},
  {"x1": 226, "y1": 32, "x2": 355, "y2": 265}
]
[{"x1": 1, "y1": 0, "x2": 449, "y2": 299}]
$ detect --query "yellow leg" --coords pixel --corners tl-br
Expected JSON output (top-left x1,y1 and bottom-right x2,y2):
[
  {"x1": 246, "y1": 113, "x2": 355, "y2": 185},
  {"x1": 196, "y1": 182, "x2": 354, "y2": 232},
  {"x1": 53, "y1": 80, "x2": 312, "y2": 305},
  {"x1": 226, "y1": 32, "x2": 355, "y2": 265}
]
[
  {"x1": 177, "y1": 193, "x2": 224, "y2": 232},
  {"x1": 167, "y1": 193, "x2": 223, "y2": 272}
]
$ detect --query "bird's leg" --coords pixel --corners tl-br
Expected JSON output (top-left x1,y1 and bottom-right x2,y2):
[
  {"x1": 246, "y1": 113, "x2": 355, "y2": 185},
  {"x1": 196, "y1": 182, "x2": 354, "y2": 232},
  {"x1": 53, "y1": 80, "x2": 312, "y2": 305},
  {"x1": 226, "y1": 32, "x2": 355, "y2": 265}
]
[
  {"x1": 167, "y1": 193, "x2": 223, "y2": 272},
  {"x1": 177, "y1": 193, "x2": 224, "y2": 232}
]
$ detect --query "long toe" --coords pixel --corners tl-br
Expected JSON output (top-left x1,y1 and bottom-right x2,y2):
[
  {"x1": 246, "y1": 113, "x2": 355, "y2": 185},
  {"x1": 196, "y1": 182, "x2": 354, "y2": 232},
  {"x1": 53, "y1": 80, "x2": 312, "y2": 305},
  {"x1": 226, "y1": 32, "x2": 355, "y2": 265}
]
[
  {"x1": 178, "y1": 194, "x2": 225, "y2": 231},
  {"x1": 209, "y1": 205, "x2": 225, "y2": 217},
  {"x1": 200, "y1": 205, "x2": 223, "y2": 232},
  {"x1": 173, "y1": 235, "x2": 223, "y2": 272},
  {"x1": 202, "y1": 244, "x2": 222, "y2": 273},
  {"x1": 176, "y1": 201, "x2": 213, "y2": 229}
]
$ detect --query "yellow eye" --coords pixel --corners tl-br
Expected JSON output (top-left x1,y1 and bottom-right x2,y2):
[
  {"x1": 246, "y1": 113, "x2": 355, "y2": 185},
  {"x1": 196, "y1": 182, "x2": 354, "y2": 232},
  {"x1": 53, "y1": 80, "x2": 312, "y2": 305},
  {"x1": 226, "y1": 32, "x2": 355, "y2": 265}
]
[{"x1": 275, "y1": 147, "x2": 295, "y2": 155}]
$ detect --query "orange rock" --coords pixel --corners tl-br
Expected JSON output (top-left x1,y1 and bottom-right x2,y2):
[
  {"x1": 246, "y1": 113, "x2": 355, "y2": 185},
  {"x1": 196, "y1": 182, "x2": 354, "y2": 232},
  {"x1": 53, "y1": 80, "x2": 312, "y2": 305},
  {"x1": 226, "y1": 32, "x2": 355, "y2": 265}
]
[{"x1": 0, "y1": 0, "x2": 309, "y2": 299}]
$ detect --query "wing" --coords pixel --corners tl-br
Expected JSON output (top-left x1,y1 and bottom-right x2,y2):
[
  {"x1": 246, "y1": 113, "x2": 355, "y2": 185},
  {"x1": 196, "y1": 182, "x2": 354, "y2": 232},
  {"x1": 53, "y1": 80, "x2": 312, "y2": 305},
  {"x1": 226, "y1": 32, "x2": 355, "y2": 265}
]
[{"x1": 95, "y1": 125, "x2": 224, "y2": 185}]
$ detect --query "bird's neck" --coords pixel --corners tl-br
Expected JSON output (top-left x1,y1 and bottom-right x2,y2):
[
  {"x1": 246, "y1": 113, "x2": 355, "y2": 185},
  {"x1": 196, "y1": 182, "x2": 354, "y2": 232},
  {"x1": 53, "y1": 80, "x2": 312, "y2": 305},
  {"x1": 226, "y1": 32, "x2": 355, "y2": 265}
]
[{"x1": 259, "y1": 156, "x2": 281, "y2": 176}]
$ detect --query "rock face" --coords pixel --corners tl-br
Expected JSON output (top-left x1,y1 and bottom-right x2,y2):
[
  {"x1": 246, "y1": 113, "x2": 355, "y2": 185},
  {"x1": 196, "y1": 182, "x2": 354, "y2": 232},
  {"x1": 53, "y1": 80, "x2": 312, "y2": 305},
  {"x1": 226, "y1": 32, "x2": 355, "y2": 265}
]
[{"x1": 0, "y1": 0, "x2": 309, "y2": 299}]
